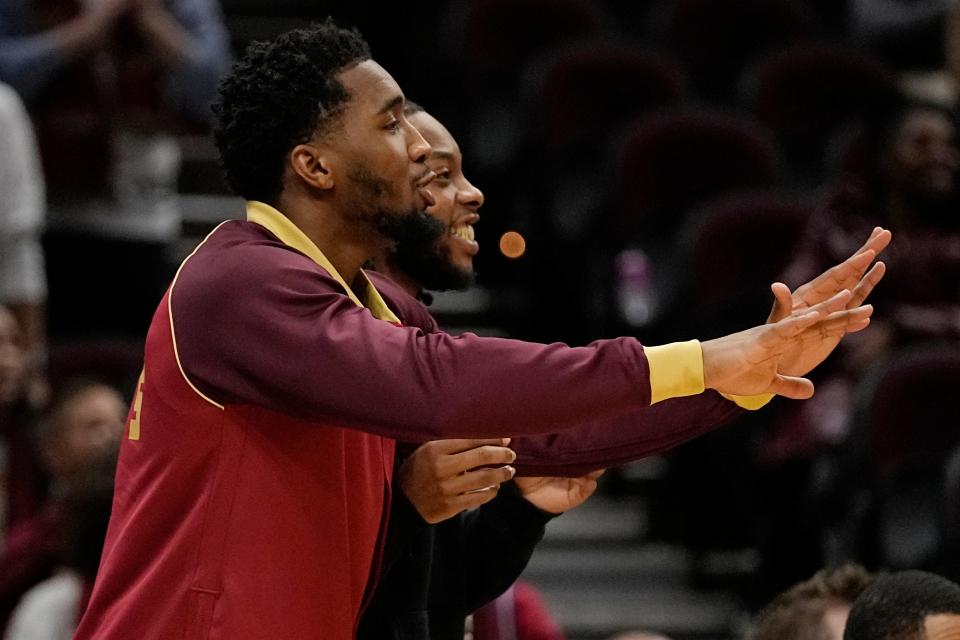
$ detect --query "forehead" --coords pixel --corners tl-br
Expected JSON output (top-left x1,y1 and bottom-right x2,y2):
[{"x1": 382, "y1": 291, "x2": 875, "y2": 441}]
[
  {"x1": 925, "y1": 613, "x2": 960, "y2": 640},
  {"x1": 409, "y1": 112, "x2": 459, "y2": 157},
  {"x1": 61, "y1": 387, "x2": 125, "y2": 420},
  {"x1": 0, "y1": 307, "x2": 19, "y2": 340},
  {"x1": 900, "y1": 110, "x2": 955, "y2": 138},
  {"x1": 336, "y1": 60, "x2": 404, "y2": 117}
]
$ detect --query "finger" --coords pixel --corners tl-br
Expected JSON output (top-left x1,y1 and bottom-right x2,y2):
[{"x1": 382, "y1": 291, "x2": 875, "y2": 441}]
[
  {"x1": 769, "y1": 374, "x2": 815, "y2": 399},
  {"x1": 768, "y1": 282, "x2": 794, "y2": 323},
  {"x1": 796, "y1": 253, "x2": 873, "y2": 306},
  {"x1": 446, "y1": 465, "x2": 515, "y2": 495},
  {"x1": 440, "y1": 445, "x2": 516, "y2": 476},
  {"x1": 452, "y1": 486, "x2": 501, "y2": 513},
  {"x1": 815, "y1": 305, "x2": 875, "y2": 336},
  {"x1": 764, "y1": 308, "x2": 823, "y2": 345},
  {"x1": 586, "y1": 469, "x2": 606, "y2": 479},
  {"x1": 848, "y1": 261, "x2": 886, "y2": 308},
  {"x1": 845, "y1": 316, "x2": 871, "y2": 333},
  {"x1": 856, "y1": 227, "x2": 892, "y2": 258},
  {"x1": 785, "y1": 306, "x2": 874, "y2": 349},
  {"x1": 426, "y1": 438, "x2": 512, "y2": 456},
  {"x1": 806, "y1": 288, "x2": 853, "y2": 316}
]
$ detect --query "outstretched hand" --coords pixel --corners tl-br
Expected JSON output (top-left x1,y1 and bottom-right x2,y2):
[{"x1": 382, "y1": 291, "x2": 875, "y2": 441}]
[
  {"x1": 769, "y1": 227, "x2": 890, "y2": 376},
  {"x1": 514, "y1": 470, "x2": 605, "y2": 515},
  {"x1": 398, "y1": 438, "x2": 516, "y2": 524},
  {"x1": 702, "y1": 289, "x2": 874, "y2": 399}
]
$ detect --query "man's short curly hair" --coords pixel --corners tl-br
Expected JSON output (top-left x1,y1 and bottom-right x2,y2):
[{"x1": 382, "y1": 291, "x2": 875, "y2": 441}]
[
  {"x1": 211, "y1": 19, "x2": 371, "y2": 204},
  {"x1": 751, "y1": 564, "x2": 875, "y2": 640},
  {"x1": 844, "y1": 571, "x2": 960, "y2": 640}
]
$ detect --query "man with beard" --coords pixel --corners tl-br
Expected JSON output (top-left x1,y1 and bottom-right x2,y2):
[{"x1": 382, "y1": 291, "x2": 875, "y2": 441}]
[
  {"x1": 358, "y1": 105, "x2": 891, "y2": 640},
  {"x1": 77, "y1": 21, "x2": 884, "y2": 640}
]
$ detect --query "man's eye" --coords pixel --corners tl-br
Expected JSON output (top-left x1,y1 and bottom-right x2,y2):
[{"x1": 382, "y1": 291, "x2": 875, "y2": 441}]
[{"x1": 385, "y1": 120, "x2": 401, "y2": 132}]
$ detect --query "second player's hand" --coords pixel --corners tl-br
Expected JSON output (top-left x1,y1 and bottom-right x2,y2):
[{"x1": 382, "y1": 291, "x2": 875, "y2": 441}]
[
  {"x1": 768, "y1": 227, "x2": 890, "y2": 376},
  {"x1": 398, "y1": 438, "x2": 516, "y2": 524},
  {"x1": 515, "y1": 470, "x2": 605, "y2": 515},
  {"x1": 702, "y1": 289, "x2": 874, "y2": 399}
]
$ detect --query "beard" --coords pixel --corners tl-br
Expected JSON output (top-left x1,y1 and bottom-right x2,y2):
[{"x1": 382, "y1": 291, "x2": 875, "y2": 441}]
[
  {"x1": 387, "y1": 209, "x2": 476, "y2": 292},
  {"x1": 344, "y1": 164, "x2": 417, "y2": 238},
  {"x1": 344, "y1": 162, "x2": 475, "y2": 291}
]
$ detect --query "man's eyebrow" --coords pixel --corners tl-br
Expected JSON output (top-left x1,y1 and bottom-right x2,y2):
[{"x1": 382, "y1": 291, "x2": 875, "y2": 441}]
[
  {"x1": 378, "y1": 95, "x2": 404, "y2": 115},
  {"x1": 429, "y1": 149, "x2": 455, "y2": 160}
]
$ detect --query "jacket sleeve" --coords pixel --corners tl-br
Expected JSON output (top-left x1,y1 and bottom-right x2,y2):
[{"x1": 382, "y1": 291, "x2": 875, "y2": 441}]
[
  {"x1": 369, "y1": 269, "x2": 746, "y2": 476},
  {"x1": 510, "y1": 391, "x2": 745, "y2": 476},
  {"x1": 458, "y1": 483, "x2": 555, "y2": 614},
  {"x1": 170, "y1": 241, "x2": 676, "y2": 441}
]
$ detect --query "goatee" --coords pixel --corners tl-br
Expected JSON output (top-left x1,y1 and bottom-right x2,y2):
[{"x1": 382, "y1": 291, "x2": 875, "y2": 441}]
[{"x1": 387, "y1": 210, "x2": 476, "y2": 292}]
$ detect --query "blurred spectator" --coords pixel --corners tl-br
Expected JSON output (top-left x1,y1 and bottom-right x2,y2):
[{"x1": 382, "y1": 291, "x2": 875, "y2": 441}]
[
  {"x1": 844, "y1": 570, "x2": 960, "y2": 639},
  {"x1": 472, "y1": 582, "x2": 565, "y2": 640},
  {"x1": 851, "y1": 0, "x2": 956, "y2": 71},
  {"x1": 0, "y1": 306, "x2": 47, "y2": 632},
  {"x1": 4, "y1": 483, "x2": 114, "y2": 640},
  {"x1": 750, "y1": 564, "x2": 875, "y2": 640},
  {"x1": 0, "y1": 304, "x2": 46, "y2": 533},
  {"x1": 0, "y1": 82, "x2": 46, "y2": 382},
  {"x1": 0, "y1": 379, "x2": 124, "y2": 635},
  {"x1": 607, "y1": 632, "x2": 672, "y2": 640},
  {"x1": 776, "y1": 100, "x2": 960, "y2": 461},
  {"x1": 0, "y1": 0, "x2": 231, "y2": 340}
]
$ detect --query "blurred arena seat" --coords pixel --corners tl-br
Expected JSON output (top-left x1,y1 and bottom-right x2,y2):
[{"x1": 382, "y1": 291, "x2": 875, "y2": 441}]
[
  {"x1": 684, "y1": 190, "x2": 812, "y2": 308},
  {"x1": 524, "y1": 42, "x2": 685, "y2": 149},
  {"x1": 650, "y1": 0, "x2": 816, "y2": 100},
  {"x1": 615, "y1": 110, "x2": 782, "y2": 243},
  {"x1": 853, "y1": 347, "x2": 960, "y2": 569},
  {"x1": 743, "y1": 44, "x2": 899, "y2": 180}
]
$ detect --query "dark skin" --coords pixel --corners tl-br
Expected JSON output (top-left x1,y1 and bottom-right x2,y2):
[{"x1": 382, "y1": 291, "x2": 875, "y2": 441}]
[
  {"x1": 374, "y1": 111, "x2": 890, "y2": 520},
  {"x1": 276, "y1": 60, "x2": 435, "y2": 288}
]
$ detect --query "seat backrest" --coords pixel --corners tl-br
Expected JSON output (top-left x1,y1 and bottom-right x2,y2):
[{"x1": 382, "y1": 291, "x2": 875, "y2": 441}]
[
  {"x1": 686, "y1": 190, "x2": 812, "y2": 305},
  {"x1": 525, "y1": 43, "x2": 685, "y2": 148},
  {"x1": 656, "y1": 0, "x2": 815, "y2": 98},
  {"x1": 744, "y1": 44, "x2": 899, "y2": 173},
  {"x1": 460, "y1": 0, "x2": 607, "y2": 75},
  {"x1": 862, "y1": 347, "x2": 960, "y2": 479},
  {"x1": 615, "y1": 110, "x2": 782, "y2": 238}
]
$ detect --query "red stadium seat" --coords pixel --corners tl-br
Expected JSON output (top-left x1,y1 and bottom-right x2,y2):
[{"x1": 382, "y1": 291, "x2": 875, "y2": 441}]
[
  {"x1": 47, "y1": 340, "x2": 144, "y2": 396},
  {"x1": 458, "y1": 0, "x2": 607, "y2": 76},
  {"x1": 744, "y1": 44, "x2": 899, "y2": 178},
  {"x1": 524, "y1": 42, "x2": 685, "y2": 149},
  {"x1": 652, "y1": 0, "x2": 815, "y2": 100},
  {"x1": 615, "y1": 110, "x2": 782, "y2": 239},
  {"x1": 855, "y1": 347, "x2": 960, "y2": 568},
  {"x1": 862, "y1": 348, "x2": 960, "y2": 479},
  {"x1": 685, "y1": 191, "x2": 812, "y2": 306}
]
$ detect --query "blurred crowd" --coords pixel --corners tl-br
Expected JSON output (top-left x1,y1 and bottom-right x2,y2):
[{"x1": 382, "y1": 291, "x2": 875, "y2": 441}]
[{"x1": 1, "y1": 0, "x2": 959, "y2": 639}]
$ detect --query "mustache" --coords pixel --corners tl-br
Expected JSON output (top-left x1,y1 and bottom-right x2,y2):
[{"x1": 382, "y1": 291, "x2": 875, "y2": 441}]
[{"x1": 376, "y1": 209, "x2": 446, "y2": 247}]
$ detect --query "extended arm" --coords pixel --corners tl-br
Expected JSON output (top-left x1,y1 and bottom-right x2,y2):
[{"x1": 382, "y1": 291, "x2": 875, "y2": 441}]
[{"x1": 173, "y1": 228, "x2": 875, "y2": 442}]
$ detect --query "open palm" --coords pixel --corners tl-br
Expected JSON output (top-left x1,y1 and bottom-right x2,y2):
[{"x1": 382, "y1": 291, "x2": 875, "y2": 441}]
[
  {"x1": 768, "y1": 227, "x2": 890, "y2": 377},
  {"x1": 514, "y1": 471, "x2": 604, "y2": 515}
]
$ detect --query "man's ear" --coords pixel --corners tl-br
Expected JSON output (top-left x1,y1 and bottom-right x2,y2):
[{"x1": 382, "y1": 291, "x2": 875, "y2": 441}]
[{"x1": 290, "y1": 143, "x2": 335, "y2": 191}]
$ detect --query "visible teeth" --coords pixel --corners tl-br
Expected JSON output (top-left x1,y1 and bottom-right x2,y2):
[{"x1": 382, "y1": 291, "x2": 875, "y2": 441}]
[{"x1": 451, "y1": 224, "x2": 475, "y2": 242}]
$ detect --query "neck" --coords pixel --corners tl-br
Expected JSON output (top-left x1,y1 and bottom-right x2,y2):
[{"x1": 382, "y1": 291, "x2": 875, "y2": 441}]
[
  {"x1": 276, "y1": 190, "x2": 388, "y2": 285},
  {"x1": 369, "y1": 255, "x2": 423, "y2": 298}
]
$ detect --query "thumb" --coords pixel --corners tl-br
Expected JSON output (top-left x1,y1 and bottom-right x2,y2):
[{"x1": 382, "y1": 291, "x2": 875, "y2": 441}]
[
  {"x1": 768, "y1": 282, "x2": 794, "y2": 323},
  {"x1": 769, "y1": 374, "x2": 815, "y2": 400}
]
